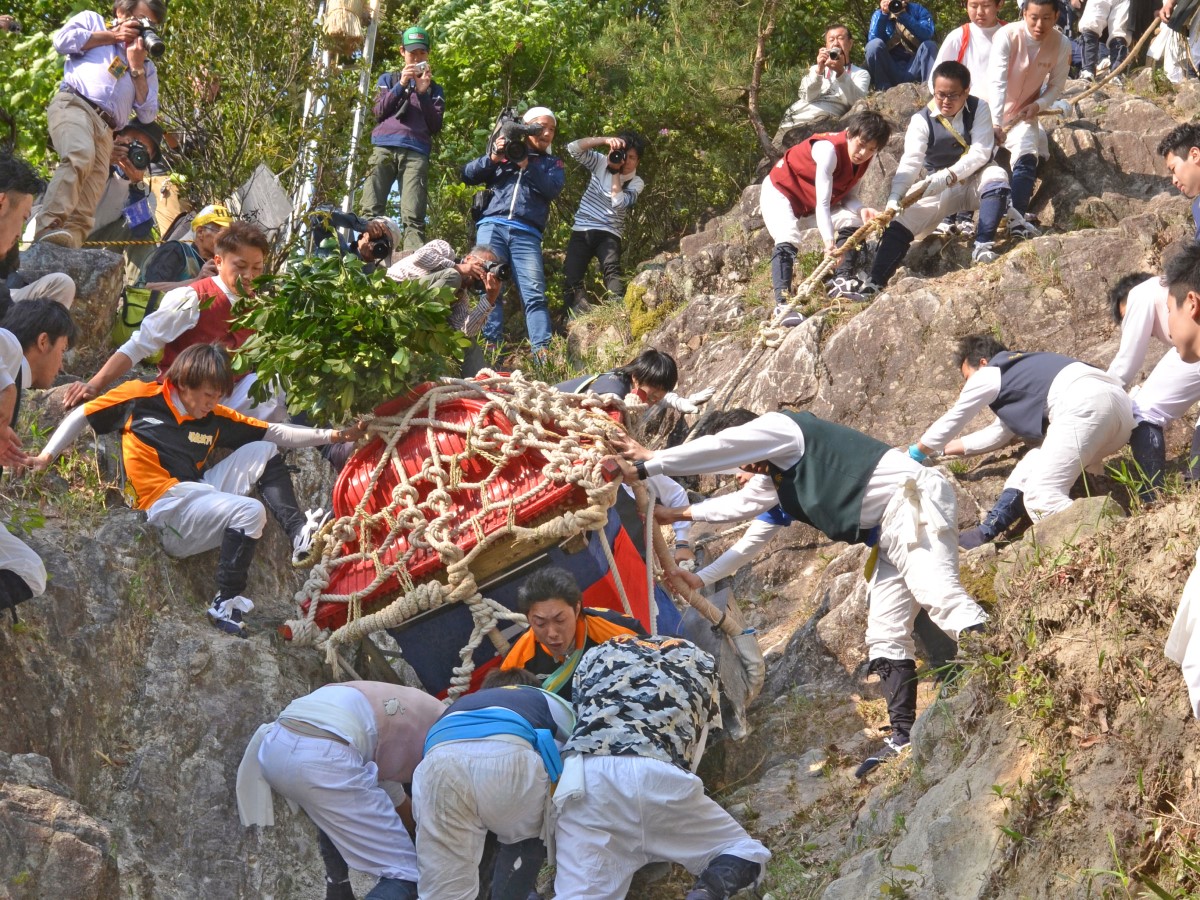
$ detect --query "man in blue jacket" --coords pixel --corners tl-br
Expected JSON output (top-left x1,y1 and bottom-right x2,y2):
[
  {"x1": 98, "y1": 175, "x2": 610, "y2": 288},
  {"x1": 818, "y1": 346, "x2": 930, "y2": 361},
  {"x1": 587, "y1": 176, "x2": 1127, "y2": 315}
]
[
  {"x1": 360, "y1": 25, "x2": 445, "y2": 252},
  {"x1": 461, "y1": 106, "x2": 566, "y2": 360},
  {"x1": 865, "y1": 0, "x2": 939, "y2": 90}
]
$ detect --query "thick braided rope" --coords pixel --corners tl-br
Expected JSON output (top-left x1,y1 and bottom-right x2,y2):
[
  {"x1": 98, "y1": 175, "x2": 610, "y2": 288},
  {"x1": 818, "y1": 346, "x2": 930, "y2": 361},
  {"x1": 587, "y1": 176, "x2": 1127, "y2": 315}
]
[{"x1": 287, "y1": 372, "x2": 632, "y2": 696}]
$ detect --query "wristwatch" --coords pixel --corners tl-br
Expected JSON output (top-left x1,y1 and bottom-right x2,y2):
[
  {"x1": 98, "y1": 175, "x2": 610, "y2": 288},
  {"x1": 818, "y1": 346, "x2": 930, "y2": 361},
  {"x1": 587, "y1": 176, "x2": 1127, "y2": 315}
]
[
  {"x1": 129, "y1": 68, "x2": 145, "y2": 80},
  {"x1": 634, "y1": 460, "x2": 648, "y2": 480}
]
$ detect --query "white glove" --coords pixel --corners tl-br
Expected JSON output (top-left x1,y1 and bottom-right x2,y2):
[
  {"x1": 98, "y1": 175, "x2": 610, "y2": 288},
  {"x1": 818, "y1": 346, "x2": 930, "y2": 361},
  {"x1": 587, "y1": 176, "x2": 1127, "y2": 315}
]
[
  {"x1": 662, "y1": 388, "x2": 715, "y2": 414},
  {"x1": 886, "y1": 195, "x2": 902, "y2": 212},
  {"x1": 924, "y1": 168, "x2": 957, "y2": 195}
]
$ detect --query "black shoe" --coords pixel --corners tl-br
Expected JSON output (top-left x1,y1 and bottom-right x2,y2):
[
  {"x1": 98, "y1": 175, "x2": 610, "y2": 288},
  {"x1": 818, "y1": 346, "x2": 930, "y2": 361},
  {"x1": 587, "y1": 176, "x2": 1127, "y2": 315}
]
[
  {"x1": 958, "y1": 525, "x2": 990, "y2": 550},
  {"x1": 855, "y1": 735, "x2": 911, "y2": 778}
]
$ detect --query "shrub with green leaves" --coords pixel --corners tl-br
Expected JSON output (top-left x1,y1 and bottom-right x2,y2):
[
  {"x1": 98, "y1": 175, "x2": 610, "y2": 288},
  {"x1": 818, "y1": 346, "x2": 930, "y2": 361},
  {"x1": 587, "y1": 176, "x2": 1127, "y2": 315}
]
[{"x1": 231, "y1": 251, "x2": 470, "y2": 423}]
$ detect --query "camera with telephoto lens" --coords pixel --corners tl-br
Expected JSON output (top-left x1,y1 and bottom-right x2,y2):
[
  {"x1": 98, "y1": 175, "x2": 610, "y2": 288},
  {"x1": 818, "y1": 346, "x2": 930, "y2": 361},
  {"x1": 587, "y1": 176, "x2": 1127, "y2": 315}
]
[
  {"x1": 886, "y1": 0, "x2": 907, "y2": 14},
  {"x1": 134, "y1": 17, "x2": 165, "y2": 58},
  {"x1": 124, "y1": 139, "x2": 151, "y2": 171},
  {"x1": 482, "y1": 259, "x2": 510, "y2": 281},
  {"x1": 828, "y1": 47, "x2": 842, "y2": 61},
  {"x1": 491, "y1": 117, "x2": 545, "y2": 165}
]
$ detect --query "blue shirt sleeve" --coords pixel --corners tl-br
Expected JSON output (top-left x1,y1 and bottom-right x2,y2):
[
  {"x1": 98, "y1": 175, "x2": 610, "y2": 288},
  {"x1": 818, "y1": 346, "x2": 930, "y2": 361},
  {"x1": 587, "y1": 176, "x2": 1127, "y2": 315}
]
[
  {"x1": 867, "y1": 10, "x2": 890, "y2": 43},
  {"x1": 901, "y1": 3, "x2": 936, "y2": 42}
]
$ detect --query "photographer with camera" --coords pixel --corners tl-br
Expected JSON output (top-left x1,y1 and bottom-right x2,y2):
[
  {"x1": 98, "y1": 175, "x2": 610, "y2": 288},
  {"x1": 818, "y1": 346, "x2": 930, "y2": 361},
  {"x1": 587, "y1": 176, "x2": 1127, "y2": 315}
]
[
  {"x1": 775, "y1": 25, "x2": 870, "y2": 145},
  {"x1": 461, "y1": 106, "x2": 565, "y2": 362},
  {"x1": 360, "y1": 26, "x2": 445, "y2": 252},
  {"x1": 86, "y1": 119, "x2": 164, "y2": 282},
  {"x1": 561, "y1": 131, "x2": 645, "y2": 317},
  {"x1": 33, "y1": 0, "x2": 164, "y2": 249},
  {"x1": 387, "y1": 240, "x2": 505, "y2": 377},
  {"x1": 865, "y1": 0, "x2": 939, "y2": 91},
  {"x1": 307, "y1": 208, "x2": 402, "y2": 274}
]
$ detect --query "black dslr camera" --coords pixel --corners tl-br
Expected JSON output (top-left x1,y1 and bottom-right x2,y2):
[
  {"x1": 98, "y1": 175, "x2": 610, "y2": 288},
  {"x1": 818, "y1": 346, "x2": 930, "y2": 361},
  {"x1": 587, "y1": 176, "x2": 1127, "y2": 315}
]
[
  {"x1": 886, "y1": 0, "x2": 907, "y2": 13},
  {"x1": 367, "y1": 234, "x2": 392, "y2": 262},
  {"x1": 491, "y1": 111, "x2": 545, "y2": 164},
  {"x1": 482, "y1": 259, "x2": 510, "y2": 281},
  {"x1": 134, "y1": 17, "x2": 165, "y2": 58},
  {"x1": 608, "y1": 147, "x2": 627, "y2": 167},
  {"x1": 125, "y1": 139, "x2": 151, "y2": 170}
]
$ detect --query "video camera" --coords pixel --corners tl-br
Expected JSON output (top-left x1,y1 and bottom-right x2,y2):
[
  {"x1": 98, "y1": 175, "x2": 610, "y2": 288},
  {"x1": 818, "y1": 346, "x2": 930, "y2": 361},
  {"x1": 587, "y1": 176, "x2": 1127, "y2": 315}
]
[{"x1": 491, "y1": 109, "x2": 544, "y2": 164}]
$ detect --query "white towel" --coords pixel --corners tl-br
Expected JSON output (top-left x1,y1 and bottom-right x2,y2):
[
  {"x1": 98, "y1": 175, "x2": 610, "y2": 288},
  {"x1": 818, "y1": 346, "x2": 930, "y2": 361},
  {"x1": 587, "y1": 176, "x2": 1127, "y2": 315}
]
[{"x1": 1166, "y1": 547, "x2": 1200, "y2": 719}]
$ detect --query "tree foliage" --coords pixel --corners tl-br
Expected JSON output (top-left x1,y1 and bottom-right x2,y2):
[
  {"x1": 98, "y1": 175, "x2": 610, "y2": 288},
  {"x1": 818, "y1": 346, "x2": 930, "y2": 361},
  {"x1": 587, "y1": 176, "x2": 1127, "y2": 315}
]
[
  {"x1": 4, "y1": 0, "x2": 982, "y2": 264},
  {"x1": 232, "y1": 249, "x2": 468, "y2": 422}
]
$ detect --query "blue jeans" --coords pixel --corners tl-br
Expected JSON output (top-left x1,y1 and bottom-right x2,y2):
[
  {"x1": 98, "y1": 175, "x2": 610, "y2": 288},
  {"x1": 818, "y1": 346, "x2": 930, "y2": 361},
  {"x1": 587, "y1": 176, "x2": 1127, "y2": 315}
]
[
  {"x1": 477, "y1": 220, "x2": 552, "y2": 351},
  {"x1": 865, "y1": 39, "x2": 939, "y2": 90}
]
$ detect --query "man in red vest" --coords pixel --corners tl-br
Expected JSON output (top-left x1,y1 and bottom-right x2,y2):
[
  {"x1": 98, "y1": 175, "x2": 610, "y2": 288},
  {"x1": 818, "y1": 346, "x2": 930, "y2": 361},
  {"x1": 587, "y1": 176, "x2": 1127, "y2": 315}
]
[
  {"x1": 63, "y1": 221, "x2": 285, "y2": 421},
  {"x1": 760, "y1": 111, "x2": 892, "y2": 326}
]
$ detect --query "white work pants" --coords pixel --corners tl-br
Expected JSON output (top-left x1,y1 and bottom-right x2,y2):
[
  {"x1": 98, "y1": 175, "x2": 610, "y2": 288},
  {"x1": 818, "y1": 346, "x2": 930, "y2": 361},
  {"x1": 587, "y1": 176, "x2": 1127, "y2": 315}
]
[
  {"x1": 866, "y1": 467, "x2": 990, "y2": 661},
  {"x1": 760, "y1": 175, "x2": 862, "y2": 246},
  {"x1": 1002, "y1": 375, "x2": 1134, "y2": 519},
  {"x1": 1079, "y1": 0, "x2": 1131, "y2": 41},
  {"x1": 0, "y1": 523, "x2": 46, "y2": 596},
  {"x1": 412, "y1": 740, "x2": 549, "y2": 900},
  {"x1": 895, "y1": 164, "x2": 1010, "y2": 239},
  {"x1": 146, "y1": 441, "x2": 278, "y2": 556},
  {"x1": 256, "y1": 724, "x2": 418, "y2": 881},
  {"x1": 10, "y1": 273, "x2": 77, "y2": 308},
  {"x1": 552, "y1": 755, "x2": 770, "y2": 900},
  {"x1": 1167, "y1": 545, "x2": 1200, "y2": 720}
]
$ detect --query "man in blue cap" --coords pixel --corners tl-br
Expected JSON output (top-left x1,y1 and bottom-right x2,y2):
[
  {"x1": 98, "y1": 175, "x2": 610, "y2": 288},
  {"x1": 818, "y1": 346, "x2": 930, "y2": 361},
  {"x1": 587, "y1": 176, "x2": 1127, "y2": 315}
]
[{"x1": 361, "y1": 25, "x2": 445, "y2": 251}]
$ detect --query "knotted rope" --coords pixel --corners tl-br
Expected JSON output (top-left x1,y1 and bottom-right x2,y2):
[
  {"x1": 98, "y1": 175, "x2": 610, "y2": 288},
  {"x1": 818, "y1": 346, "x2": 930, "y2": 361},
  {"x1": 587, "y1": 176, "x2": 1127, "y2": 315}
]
[{"x1": 285, "y1": 371, "x2": 645, "y2": 697}]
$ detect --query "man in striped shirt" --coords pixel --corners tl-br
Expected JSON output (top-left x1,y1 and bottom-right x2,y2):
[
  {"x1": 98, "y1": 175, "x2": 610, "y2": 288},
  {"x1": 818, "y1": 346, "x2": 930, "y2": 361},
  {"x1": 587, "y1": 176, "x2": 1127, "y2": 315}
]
[{"x1": 562, "y1": 132, "x2": 646, "y2": 317}]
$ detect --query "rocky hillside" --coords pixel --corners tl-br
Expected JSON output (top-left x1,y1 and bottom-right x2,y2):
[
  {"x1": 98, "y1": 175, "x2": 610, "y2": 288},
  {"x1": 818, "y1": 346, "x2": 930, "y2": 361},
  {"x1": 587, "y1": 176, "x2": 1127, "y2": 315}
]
[{"x1": 3, "y1": 72, "x2": 1200, "y2": 899}]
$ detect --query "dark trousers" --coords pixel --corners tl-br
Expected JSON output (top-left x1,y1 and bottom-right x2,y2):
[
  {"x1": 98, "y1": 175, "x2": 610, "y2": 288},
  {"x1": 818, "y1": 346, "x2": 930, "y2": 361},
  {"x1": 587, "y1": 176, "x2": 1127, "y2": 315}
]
[{"x1": 563, "y1": 228, "x2": 623, "y2": 307}]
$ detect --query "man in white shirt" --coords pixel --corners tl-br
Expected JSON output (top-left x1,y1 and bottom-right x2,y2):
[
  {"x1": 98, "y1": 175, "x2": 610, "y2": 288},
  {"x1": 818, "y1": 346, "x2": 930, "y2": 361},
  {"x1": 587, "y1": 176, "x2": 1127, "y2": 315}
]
[
  {"x1": 833, "y1": 61, "x2": 1011, "y2": 299},
  {"x1": 1106, "y1": 274, "x2": 1200, "y2": 500},
  {"x1": 931, "y1": 0, "x2": 1006, "y2": 95},
  {"x1": 911, "y1": 334, "x2": 1133, "y2": 547},
  {"x1": 774, "y1": 25, "x2": 871, "y2": 144},
  {"x1": 614, "y1": 408, "x2": 989, "y2": 778},
  {"x1": 988, "y1": 0, "x2": 1071, "y2": 220}
]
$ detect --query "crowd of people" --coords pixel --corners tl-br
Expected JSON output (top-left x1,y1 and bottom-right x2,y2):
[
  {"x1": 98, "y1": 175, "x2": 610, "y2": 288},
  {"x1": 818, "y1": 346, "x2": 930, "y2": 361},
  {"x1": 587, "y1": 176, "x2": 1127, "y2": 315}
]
[{"x1": 3, "y1": 0, "x2": 1200, "y2": 897}]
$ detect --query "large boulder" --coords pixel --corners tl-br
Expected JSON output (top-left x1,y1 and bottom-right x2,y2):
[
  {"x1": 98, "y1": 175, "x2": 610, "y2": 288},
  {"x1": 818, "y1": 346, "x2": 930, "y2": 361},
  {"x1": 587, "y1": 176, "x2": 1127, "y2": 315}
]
[
  {"x1": 18, "y1": 243, "x2": 125, "y2": 365},
  {"x1": 0, "y1": 752, "x2": 120, "y2": 900}
]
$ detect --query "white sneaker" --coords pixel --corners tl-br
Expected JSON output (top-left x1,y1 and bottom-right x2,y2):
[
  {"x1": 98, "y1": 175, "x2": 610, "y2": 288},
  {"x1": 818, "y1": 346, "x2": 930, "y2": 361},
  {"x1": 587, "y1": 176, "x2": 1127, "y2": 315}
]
[
  {"x1": 774, "y1": 304, "x2": 805, "y2": 327},
  {"x1": 208, "y1": 593, "x2": 255, "y2": 637},
  {"x1": 827, "y1": 275, "x2": 861, "y2": 298},
  {"x1": 933, "y1": 218, "x2": 955, "y2": 237},
  {"x1": 293, "y1": 508, "x2": 331, "y2": 564},
  {"x1": 1080, "y1": 68, "x2": 1096, "y2": 82},
  {"x1": 957, "y1": 219, "x2": 976, "y2": 240},
  {"x1": 972, "y1": 241, "x2": 999, "y2": 264}
]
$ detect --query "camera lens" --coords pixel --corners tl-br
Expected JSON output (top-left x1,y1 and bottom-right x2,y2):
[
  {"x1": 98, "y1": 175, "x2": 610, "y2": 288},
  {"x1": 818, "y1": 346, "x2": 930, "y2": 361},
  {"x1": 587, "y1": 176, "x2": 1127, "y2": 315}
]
[
  {"x1": 125, "y1": 140, "x2": 150, "y2": 170},
  {"x1": 828, "y1": 47, "x2": 841, "y2": 61},
  {"x1": 608, "y1": 148, "x2": 627, "y2": 166},
  {"x1": 139, "y1": 21, "x2": 166, "y2": 58}
]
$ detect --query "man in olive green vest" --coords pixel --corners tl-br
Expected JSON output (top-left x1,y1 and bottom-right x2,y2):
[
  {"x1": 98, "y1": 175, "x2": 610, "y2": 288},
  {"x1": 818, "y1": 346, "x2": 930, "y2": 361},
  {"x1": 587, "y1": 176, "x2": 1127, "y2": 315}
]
[{"x1": 614, "y1": 407, "x2": 988, "y2": 777}]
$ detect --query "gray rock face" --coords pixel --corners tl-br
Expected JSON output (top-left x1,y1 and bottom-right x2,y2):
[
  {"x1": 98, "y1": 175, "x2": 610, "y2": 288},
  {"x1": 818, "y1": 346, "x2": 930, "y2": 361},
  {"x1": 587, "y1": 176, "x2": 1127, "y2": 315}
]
[
  {"x1": 18, "y1": 243, "x2": 125, "y2": 362},
  {"x1": 0, "y1": 752, "x2": 120, "y2": 899}
]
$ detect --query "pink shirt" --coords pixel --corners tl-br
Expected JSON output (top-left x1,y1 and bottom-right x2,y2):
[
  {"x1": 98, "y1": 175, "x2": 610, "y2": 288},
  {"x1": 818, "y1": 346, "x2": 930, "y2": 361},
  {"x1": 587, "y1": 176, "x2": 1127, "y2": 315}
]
[{"x1": 988, "y1": 20, "x2": 1069, "y2": 127}]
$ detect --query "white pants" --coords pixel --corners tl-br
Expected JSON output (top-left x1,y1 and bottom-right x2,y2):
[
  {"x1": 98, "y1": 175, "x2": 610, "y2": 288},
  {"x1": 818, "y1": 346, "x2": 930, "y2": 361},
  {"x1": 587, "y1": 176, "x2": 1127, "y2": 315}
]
[
  {"x1": 146, "y1": 441, "x2": 278, "y2": 556},
  {"x1": 0, "y1": 523, "x2": 46, "y2": 596},
  {"x1": 553, "y1": 755, "x2": 770, "y2": 900},
  {"x1": 1079, "y1": 0, "x2": 1131, "y2": 41},
  {"x1": 896, "y1": 164, "x2": 1010, "y2": 239},
  {"x1": 412, "y1": 740, "x2": 549, "y2": 900},
  {"x1": 1131, "y1": 348, "x2": 1200, "y2": 428},
  {"x1": 10, "y1": 273, "x2": 76, "y2": 309},
  {"x1": 1003, "y1": 375, "x2": 1135, "y2": 519},
  {"x1": 225, "y1": 372, "x2": 287, "y2": 424},
  {"x1": 1167, "y1": 546, "x2": 1200, "y2": 719},
  {"x1": 1150, "y1": 19, "x2": 1200, "y2": 83},
  {"x1": 866, "y1": 467, "x2": 990, "y2": 661},
  {"x1": 257, "y1": 724, "x2": 418, "y2": 880},
  {"x1": 760, "y1": 175, "x2": 862, "y2": 247},
  {"x1": 1003, "y1": 120, "x2": 1047, "y2": 161}
]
